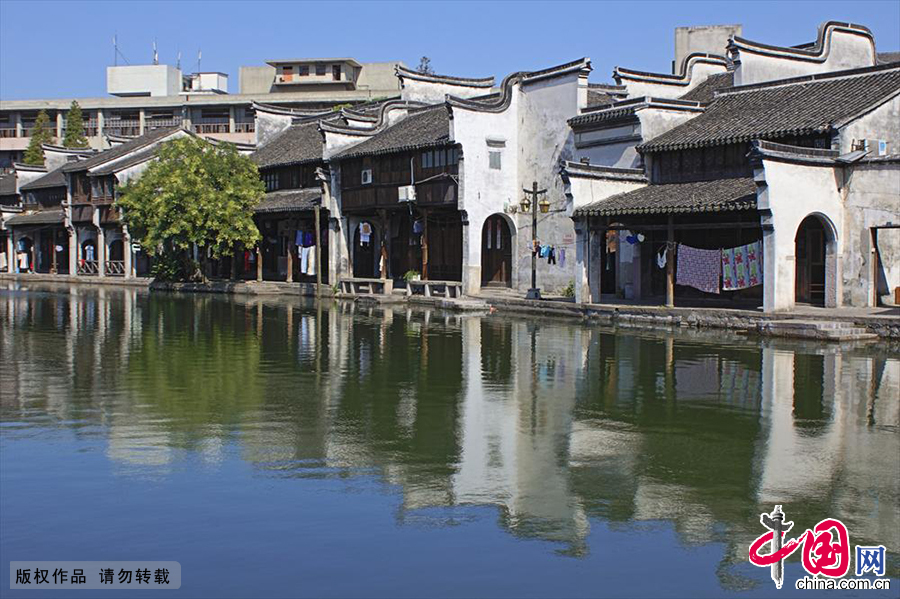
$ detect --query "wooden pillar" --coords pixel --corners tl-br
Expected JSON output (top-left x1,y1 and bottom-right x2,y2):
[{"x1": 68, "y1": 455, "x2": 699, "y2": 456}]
[
  {"x1": 256, "y1": 246, "x2": 263, "y2": 282},
  {"x1": 314, "y1": 205, "x2": 322, "y2": 297},
  {"x1": 666, "y1": 215, "x2": 675, "y2": 308},
  {"x1": 421, "y1": 208, "x2": 429, "y2": 280}
]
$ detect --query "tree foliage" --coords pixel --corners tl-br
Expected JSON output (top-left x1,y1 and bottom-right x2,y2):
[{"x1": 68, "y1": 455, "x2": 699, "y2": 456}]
[
  {"x1": 417, "y1": 56, "x2": 434, "y2": 75},
  {"x1": 117, "y1": 136, "x2": 264, "y2": 275},
  {"x1": 63, "y1": 101, "x2": 89, "y2": 148},
  {"x1": 23, "y1": 110, "x2": 54, "y2": 165}
]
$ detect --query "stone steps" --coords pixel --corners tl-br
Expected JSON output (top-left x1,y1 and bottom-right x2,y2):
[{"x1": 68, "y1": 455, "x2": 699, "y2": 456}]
[{"x1": 756, "y1": 319, "x2": 878, "y2": 341}]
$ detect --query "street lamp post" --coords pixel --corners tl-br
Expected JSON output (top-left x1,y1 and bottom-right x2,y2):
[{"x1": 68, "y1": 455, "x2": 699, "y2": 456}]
[{"x1": 520, "y1": 181, "x2": 548, "y2": 300}]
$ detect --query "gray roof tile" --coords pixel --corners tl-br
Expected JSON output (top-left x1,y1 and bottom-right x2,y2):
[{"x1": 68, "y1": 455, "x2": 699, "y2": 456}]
[
  {"x1": 678, "y1": 71, "x2": 735, "y2": 103},
  {"x1": 62, "y1": 126, "x2": 183, "y2": 173},
  {"x1": 6, "y1": 208, "x2": 65, "y2": 226},
  {"x1": 252, "y1": 122, "x2": 324, "y2": 169},
  {"x1": 332, "y1": 106, "x2": 451, "y2": 160},
  {"x1": 19, "y1": 165, "x2": 68, "y2": 190},
  {"x1": 573, "y1": 177, "x2": 757, "y2": 217},
  {"x1": 254, "y1": 188, "x2": 321, "y2": 214},
  {"x1": 640, "y1": 65, "x2": 900, "y2": 152}
]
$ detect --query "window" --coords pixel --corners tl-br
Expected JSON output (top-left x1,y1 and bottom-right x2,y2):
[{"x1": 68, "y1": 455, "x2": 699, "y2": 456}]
[
  {"x1": 298, "y1": 65, "x2": 309, "y2": 76},
  {"x1": 448, "y1": 148, "x2": 459, "y2": 165},
  {"x1": 361, "y1": 169, "x2": 373, "y2": 185},
  {"x1": 422, "y1": 151, "x2": 433, "y2": 168},
  {"x1": 316, "y1": 64, "x2": 326, "y2": 76},
  {"x1": 283, "y1": 66, "x2": 293, "y2": 73},
  {"x1": 489, "y1": 151, "x2": 501, "y2": 170},
  {"x1": 264, "y1": 171, "x2": 279, "y2": 192},
  {"x1": 332, "y1": 65, "x2": 341, "y2": 80}
]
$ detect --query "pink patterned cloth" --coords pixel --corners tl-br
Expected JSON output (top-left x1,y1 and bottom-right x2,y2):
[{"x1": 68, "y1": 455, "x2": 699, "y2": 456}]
[{"x1": 676, "y1": 244, "x2": 720, "y2": 294}]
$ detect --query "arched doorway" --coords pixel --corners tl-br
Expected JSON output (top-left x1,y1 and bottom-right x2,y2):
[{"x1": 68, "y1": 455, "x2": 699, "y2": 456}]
[
  {"x1": 353, "y1": 221, "x2": 379, "y2": 278},
  {"x1": 795, "y1": 215, "x2": 829, "y2": 306},
  {"x1": 481, "y1": 214, "x2": 512, "y2": 287},
  {"x1": 795, "y1": 214, "x2": 839, "y2": 307}
]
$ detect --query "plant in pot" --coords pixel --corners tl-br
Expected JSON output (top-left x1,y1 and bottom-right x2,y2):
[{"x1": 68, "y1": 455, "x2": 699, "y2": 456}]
[{"x1": 404, "y1": 270, "x2": 421, "y2": 282}]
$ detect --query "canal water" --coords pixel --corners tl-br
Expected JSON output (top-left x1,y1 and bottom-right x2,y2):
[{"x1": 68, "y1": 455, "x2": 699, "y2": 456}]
[{"x1": 1, "y1": 283, "x2": 898, "y2": 598}]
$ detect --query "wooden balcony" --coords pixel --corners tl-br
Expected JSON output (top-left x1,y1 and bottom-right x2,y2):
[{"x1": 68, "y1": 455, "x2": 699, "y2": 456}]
[
  {"x1": 0, "y1": 128, "x2": 16, "y2": 138},
  {"x1": 78, "y1": 260, "x2": 99, "y2": 276},
  {"x1": 105, "y1": 260, "x2": 125, "y2": 276}
]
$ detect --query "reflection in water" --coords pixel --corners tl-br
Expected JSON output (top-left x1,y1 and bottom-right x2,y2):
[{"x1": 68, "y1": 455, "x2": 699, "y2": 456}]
[{"x1": 1, "y1": 282, "x2": 898, "y2": 594}]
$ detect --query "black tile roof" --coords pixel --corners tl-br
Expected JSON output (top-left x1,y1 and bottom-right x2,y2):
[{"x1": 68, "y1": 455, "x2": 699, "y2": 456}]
[
  {"x1": 89, "y1": 148, "x2": 157, "y2": 176},
  {"x1": 640, "y1": 65, "x2": 900, "y2": 152},
  {"x1": 572, "y1": 177, "x2": 757, "y2": 217},
  {"x1": 332, "y1": 106, "x2": 451, "y2": 160},
  {"x1": 252, "y1": 122, "x2": 324, "y2": 169},
  {"x1": 6, "y1": 208, "x2": 65, "y2": 226},
  {"x1": 254, "y1": 188, "x2": 321, "y2": 214},
  {"x1": 19, "y1": 165, "x2": 68, "y2": 191},
  {"x1": 678, "y1": 71, "x2": 735, "y2": 103},
  {"x1": 878, "y1": 51, "x2": 900, "y2": 65},
  {"x1": 0, "y1": 174, "x2": 17, "y2": 197},
  {"x1": 62, "y1": 126, "x2": 182, "y2": 173}
]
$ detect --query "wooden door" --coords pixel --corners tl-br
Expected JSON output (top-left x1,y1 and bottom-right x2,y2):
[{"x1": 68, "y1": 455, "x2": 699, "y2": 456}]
[
  {"x1": 481, "y1": 215, "x2": 511, "y2": 287},
  {"x1": 795, "y1": 217, "x2": 826, "y2": 305}
]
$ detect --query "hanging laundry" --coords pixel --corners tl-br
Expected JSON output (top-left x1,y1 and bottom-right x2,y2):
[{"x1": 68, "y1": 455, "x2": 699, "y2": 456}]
[
  {"x1": 676, "y1": 244, "x2": 720, "y2": 294},
  {"x1": 539, "y1": 245, "x2": 550, "y2": 258},
  {"x1": 412, "y1": 219, "x2": 424, "y2": 234},
  {"x1": 722, "y1": 240, "x2": 763, "y2": 290},
  {"x1": 295, "y1": 230, "x2": 304, "y2": 247},
  {"x1": 307, "y1": 245, "x2": 317, "y2": 276},
  {"x1": 559, "y1": 248, "x2": 566, "y2": 268},
  {"x1": 657, "y1": 247, "x2": 667, "y2": 269},
  {"x1": 300, "y1": 246, "x2": 311, "y2": 274},
  {"x1": 625, "y1": 234, "x2": 639, "y2": 245},
  {"x1": 548, "y1": 246, "x2": 556, "y2": 265}
]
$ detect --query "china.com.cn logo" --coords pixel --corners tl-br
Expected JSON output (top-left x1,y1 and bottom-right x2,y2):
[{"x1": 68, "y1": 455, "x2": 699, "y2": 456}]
[{"x1": 748, "y1": 505, "x2": 887, "y2": 590}]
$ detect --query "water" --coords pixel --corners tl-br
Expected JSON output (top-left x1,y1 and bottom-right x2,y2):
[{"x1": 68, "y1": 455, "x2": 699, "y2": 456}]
[{"x1": 1, "y1": 283, "x2": 898, "y2": 598}]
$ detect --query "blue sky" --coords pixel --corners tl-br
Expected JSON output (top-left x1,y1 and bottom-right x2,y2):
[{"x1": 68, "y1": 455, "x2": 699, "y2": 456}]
[{"x1": 0, "y1": 0, "x2": 898, "y2": 100}]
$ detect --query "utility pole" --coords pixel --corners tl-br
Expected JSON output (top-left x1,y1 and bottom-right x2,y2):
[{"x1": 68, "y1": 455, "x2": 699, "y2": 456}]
[{"x1": 521, "y1": 181, "x2": 547, "y2": 300}]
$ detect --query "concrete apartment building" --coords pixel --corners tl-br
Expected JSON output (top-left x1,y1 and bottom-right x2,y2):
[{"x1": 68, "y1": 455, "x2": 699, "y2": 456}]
[{"x1": 0, "y1": 58, "x2": 403, "y2": 169}]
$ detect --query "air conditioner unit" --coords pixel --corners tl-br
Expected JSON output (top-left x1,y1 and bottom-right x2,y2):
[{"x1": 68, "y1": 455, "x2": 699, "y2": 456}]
[
  {"x1": 398, "y1": 185, "x2": 416, "y2": 202},
  {"x1": 361, "y1": 169, "x2": 372, "y2": 185}
]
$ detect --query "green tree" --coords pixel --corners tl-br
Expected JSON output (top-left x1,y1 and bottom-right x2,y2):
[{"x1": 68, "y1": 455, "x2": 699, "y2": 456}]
[
  {"x1": 117, "y1": 136, "x2": 264, "y2": 280},
  {"x1": 417, "y1": 56, "x2": 434, "y2": 75},
  {"x1": 23, "y1": 110, "x2": 54, "y2": 165},
  {"x1": 63, "y1": 101, "x2": 89, "y2": 148}
]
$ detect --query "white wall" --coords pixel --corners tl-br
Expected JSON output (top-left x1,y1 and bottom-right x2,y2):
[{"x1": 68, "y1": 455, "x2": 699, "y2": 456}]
[
  {"x1": 733, "y1": 25, "x2": 876, "y2": 87},
  {"x1": 107, "y1": 65, "x2": 181, "y2": 97},
  {"x1": 758, "y1": 159, "x2": 844, "y2": 311}
]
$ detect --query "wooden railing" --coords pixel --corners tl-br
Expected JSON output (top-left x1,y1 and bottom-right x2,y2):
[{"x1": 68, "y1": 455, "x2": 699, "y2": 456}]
[
  {"x1": 105, "y1": 260, "x2": 125, "y2": 276},
  {"x1": 193, "y1": 120, "x2": 230, "y2": 134},
  {"x1": 146, "y1": 117, "x2": 182, "y2": 130},
  {"x1": 104, "y1": 120, "x2": 141, "y2": 137},
  {"x1": 23, "y1": 126, "x2": 58, "y2": 138},
  {"x1": 0, "y1": 128, "x2": 16, "y2": 138},
  {"x1": 234, "y1": 122, "x2": 255, "y2": 133},
  {"x1": 78, "y1": 260, "x2": 99, "y2": 275}
]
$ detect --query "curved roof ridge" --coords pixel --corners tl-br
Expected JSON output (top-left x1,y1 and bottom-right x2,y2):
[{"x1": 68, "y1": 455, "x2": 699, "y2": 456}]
[
  {"x1": 395, "y1": 64, "x2": 495, "y2": 87},
  {"x1": 727, "y1": 21, "x2": 875, "y2": 64},
  {"x1": 614, "y1": 53, "x2": 729, "y2": 87},
  {"x1": 319, "y1": 100, "x2": 432, "y2": 137}
]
